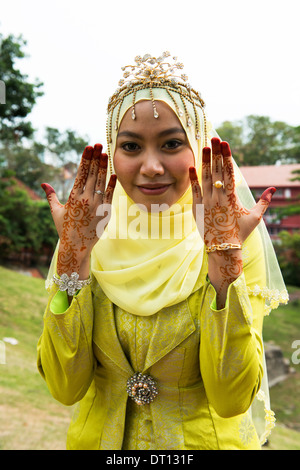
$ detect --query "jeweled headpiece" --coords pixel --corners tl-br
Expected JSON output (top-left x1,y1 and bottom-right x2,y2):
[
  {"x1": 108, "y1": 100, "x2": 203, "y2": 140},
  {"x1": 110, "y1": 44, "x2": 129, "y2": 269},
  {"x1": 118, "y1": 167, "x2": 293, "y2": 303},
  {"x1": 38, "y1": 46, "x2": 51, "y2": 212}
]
[{"x1": 106, "y1": 52, "x2": 208, "y2": 173}]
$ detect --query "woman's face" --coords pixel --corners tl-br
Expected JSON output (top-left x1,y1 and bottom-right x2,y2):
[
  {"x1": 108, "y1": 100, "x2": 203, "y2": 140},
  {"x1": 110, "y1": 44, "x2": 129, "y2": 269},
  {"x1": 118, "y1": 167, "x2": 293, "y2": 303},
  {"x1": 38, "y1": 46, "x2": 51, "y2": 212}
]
[{"x1": 113, "y1": 100, "x2": 194, "y2": 211}]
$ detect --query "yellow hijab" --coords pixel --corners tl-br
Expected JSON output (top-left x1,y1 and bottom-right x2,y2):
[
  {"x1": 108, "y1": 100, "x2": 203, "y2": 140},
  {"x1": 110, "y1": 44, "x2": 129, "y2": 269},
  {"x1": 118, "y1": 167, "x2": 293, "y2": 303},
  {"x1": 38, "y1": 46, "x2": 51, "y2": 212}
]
[{"x1": 91, "y1": 87, "x2": 210, "y2": 316}]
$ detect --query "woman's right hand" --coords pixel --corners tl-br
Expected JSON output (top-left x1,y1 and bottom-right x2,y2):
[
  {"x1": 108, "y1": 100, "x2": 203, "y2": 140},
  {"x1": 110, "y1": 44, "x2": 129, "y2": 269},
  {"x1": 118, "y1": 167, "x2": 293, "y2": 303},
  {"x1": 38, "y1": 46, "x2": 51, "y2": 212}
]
[{"x1": 41, "y1": 144, "x2": 117, "y2": 279}]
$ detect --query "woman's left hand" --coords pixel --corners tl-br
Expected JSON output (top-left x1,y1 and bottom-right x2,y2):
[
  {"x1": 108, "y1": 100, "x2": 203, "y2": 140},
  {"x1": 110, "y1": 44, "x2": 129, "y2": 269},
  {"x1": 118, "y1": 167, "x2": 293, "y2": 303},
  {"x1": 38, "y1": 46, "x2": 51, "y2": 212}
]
[
  {"x1": 189, "y1": 137, "x2": 276, "y2": 308},
  {"x1": 189, "y1": 137, "x2": 276, "y2": 249}
]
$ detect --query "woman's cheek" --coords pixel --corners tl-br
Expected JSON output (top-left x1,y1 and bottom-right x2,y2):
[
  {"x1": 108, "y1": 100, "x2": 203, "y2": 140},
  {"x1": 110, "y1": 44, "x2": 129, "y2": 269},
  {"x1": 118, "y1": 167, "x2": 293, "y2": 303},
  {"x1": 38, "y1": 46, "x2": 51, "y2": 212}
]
[
  {"x1": 114, "y1": 160, "x2": 140, "y2": 195},
  {"x1": 172, "y1": 155, "x2": 194, "y2": 179}
]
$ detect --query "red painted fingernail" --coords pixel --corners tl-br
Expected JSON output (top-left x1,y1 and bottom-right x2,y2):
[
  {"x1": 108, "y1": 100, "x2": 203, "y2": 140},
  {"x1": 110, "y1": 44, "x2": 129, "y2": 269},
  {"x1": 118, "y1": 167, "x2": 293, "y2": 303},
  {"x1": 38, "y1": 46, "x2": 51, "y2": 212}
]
[
  {"x1": 189, "y1": 167, "x2": 198, "y2": 180},
  {"x1": 82, "y1": 146, "x2": 93, "y2": 159},
  {"x1": 211, "y1": 138, "x2": 221, "y2": 155},
  {"x1": 202, "y1": 147, "x2": 211, "y2": 163},
  {"x1": 109, "y1": 174, "x2": 117, "y2": 188},
  {"x1": 261, "y1": 187, "x2": 276, "y2": 202},
  {"x1": 221, "y1": 141, "x2": 231, "y2": 157},
  {"x1": 93, "y1": 144, "x2": 103, "y2": 159},
  {"x1": 100, "y1": 153, "x2": 108, "y2": 168},
  {"x1": 94, "y1": 144, "x2": 103, "y2": 158},
  {"x1": 41, "y1": 183, "x2": 55, "y2": 197}
]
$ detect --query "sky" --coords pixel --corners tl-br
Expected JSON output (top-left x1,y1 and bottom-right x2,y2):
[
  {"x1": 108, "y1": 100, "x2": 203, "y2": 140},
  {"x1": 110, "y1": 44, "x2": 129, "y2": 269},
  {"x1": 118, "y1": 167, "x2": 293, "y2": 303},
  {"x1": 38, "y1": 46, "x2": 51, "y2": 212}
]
[{"x1": 1, "y1": 0, "x2": 300, "y2": 147}]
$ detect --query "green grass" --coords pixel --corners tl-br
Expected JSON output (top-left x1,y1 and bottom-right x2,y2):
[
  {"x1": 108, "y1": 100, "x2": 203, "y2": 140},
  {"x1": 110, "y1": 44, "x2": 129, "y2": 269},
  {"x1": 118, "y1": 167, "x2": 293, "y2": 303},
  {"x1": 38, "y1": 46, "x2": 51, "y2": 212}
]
[
  {"x1": 263, "y1": 299, "x2": 300, "y2": 359},
  {"x1": 264, "y1": 424, "x2": 300, "y2": 450},
  {"x1": 0, "y1": 266, "x2": 72, "y2": 450},
  {"x1": 263, "y1": 295, "x2": 300, "y2": 434},
  {"x1": 0, "y1": 265, "x2": 299, "y2": 449}
]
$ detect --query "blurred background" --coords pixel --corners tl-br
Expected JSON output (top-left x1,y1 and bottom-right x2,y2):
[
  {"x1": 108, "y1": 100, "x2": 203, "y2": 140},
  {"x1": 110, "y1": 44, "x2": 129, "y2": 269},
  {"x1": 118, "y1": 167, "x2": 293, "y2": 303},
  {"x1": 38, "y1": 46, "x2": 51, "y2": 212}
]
[{"x1": 0, "y1": 0, "x2": 299, "y2": 450}]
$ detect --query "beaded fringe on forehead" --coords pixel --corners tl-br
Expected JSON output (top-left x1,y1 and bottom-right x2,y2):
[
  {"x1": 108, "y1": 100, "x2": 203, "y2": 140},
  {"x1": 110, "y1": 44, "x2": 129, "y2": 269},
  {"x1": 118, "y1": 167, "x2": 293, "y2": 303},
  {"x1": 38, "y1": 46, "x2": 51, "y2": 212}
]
[{"x1": 105, "y1": 52, "x2": 208, "y2": 175}]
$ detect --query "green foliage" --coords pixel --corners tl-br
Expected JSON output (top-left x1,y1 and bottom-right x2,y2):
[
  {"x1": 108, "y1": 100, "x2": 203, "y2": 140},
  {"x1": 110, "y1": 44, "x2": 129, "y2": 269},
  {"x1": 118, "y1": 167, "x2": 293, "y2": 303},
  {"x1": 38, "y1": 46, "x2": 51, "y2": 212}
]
[
  {"x1": 274, "y1": 231, "x2": 300, "y2": 287},
  {"x1": 41, "y1": 127, "x2": 89, "y2": 200},
  {"x1": 0, "y1": 32, "x2": 43, "y2": 143},
  {"x1": 1, "y1": 144, "x2": 59, "y2": 194},
  {"x1": 290, "y1": 168, "x2": 300, "y2": 182},
  {"x1": 216, "y1": 115, "x2": 300, "y2": 166},
  {"x1": 272, "y1": 168, "x2": 300, "y2": 222},
  {"x1": 44, "y1": 127, "x2": 89, "y2": 164},
  {"x1": 0, "y1": 178, "x2": 58, "y2": 262},
  {"x1": 274, "y1": 203, "x2": 300, "y2": 221}
]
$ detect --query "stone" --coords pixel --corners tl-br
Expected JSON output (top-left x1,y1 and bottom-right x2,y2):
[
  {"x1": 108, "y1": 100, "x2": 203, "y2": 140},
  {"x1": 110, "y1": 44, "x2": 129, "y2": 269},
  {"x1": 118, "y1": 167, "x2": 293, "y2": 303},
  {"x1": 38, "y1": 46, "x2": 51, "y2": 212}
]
[{"x1": 265, "y1": 342, "x2": 291, "y2": 387}]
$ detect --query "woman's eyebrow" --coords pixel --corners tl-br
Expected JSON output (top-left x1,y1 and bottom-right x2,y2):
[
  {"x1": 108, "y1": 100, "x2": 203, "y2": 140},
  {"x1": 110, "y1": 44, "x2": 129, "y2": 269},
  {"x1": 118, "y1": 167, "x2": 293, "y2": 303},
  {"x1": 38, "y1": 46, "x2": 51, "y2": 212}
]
[
  {"x1": 117, "y1": 130, "x2": 142, "y2": 139},
  {"x1": 158, "y1": 127, "x2": 186, "y2": 137},
  {"x1": 117, "y1": 127, "x2": 186, "y2": 139}
]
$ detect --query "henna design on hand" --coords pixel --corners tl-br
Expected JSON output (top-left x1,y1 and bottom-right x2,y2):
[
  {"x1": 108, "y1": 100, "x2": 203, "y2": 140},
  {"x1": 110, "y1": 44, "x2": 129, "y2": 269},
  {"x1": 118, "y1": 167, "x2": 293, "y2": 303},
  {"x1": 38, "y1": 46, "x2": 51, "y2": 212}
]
[
  {"x1": 57, "y1": 197, "x2": 94, "y2": 273},
  {"x1": 189, "y1": 137, "x2": 276, "y2": 307},
  {"x1": 41, "y1": 144, "x2": 117, "y2": 278}
]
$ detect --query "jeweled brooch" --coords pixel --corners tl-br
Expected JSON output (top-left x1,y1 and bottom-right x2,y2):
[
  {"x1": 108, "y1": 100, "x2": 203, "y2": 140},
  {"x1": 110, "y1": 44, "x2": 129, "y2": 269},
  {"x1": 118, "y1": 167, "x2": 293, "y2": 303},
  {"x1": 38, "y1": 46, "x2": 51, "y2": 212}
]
[{"x1": 126, "y1": 372, "x2": 158, "y2": 405}]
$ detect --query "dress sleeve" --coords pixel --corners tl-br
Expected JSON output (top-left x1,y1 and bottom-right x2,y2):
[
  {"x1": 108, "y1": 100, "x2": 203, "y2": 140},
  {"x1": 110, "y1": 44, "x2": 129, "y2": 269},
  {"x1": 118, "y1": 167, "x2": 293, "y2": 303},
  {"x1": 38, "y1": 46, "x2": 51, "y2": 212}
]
[
  {"x1": 37, "y1": 284, "x2": 95, "y2": 406},
  {"x1": 199, "y1": 229, "x2": 266, "y2": 419}
]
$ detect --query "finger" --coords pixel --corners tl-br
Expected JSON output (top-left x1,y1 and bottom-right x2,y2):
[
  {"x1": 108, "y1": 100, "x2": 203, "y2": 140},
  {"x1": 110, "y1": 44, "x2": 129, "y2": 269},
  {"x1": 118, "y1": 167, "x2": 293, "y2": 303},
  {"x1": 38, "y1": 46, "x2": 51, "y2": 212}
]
[
  {"x1": 85, "y1": 144, "x2": 103, "y2": 193},
  {"x1": 103, "y1": 174, "x2": 117, "y2": 204},
  {"x1": 189, "y1": 167, "x2": 202, "y2": 201},
  {"x1": 252, "y1": 187, "x2": 276, "y2": 221},
  {"x1": 189, "y1": 167, "x2": 204, "y2": 235},
  {"x1": 41, "y1": 183, "x2": 62, "y2": 213},
  {"x1": 94, "y1": 152, "x2": 108, "y2": 196},
  {"x1": 201, "y1": 146, "x2": 212, "y2": 197},
  {"x1": 73, "y1": 146, "x2": 93, "y2": 193},
  {"x1": 211, "y1": 137, "x2": 223, "y2": 188},
  {"x1": 221, "y1": 141, "x2": 235, "y2": 193}
]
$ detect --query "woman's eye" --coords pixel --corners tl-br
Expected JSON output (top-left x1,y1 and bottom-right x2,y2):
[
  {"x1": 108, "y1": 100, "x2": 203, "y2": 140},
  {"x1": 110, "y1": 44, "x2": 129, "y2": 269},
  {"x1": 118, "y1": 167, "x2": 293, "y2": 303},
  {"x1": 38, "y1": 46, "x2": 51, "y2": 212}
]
[
  {"x1": 122, "y1": 142, "x2": 140, "y2": 152},
  {"x1": 164, "y1": 140, "x2": 182, "y2": 150}
]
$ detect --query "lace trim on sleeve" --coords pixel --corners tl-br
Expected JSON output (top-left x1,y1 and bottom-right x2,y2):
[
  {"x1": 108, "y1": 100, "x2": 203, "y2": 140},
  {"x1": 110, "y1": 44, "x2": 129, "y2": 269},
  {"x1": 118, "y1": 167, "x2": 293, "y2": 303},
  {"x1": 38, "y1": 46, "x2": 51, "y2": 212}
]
[
  {"x1": 247, "y1": 285, "x2": 289, "y2": 315},
  {"x1": 256, "y1": 390, "x2": 276, "y2": 445}
]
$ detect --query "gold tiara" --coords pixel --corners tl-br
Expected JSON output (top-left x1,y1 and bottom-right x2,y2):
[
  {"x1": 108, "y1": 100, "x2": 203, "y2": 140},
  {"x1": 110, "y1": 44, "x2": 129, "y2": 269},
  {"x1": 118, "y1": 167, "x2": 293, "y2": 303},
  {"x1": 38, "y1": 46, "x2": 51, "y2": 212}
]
[{"x1": 106, "y1": 52, "x2": 207, "y2": 172}]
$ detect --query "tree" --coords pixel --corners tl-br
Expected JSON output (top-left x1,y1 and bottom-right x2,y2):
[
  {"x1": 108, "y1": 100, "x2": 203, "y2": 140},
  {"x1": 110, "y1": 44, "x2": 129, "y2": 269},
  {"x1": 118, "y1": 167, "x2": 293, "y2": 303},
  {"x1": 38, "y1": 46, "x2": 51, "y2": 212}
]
[
  {"x1": 273, "y1": 168, "x2": 300, "y2": 222},
  {"x1": 0, "y1": 177, "x2": 57, "y2": 263},
  {"x1": 0, "y1": 32, "x2": 43, "y2": 144},
  {"x1": 271, "y1": 173, "x2": 300, "y2": 288},
  {"x1": 215, "y1": 120, "x2": 244, "y2": 165},
  {"x1": 44, "y1": 127, "x2": 89, "y2": 164},
  {"x1": 1, "y1": 144, "x2": 59, "y2": 193},
  {"x1": 274, "y1": 231, "x2": 300, "y2": 287},
  {"x1": 287, "y1": 126, "x2": 300, "y2": 162},
  {"x1": 242, "y1": 116, "x2": 296, "y2": 165},
  {"x1": 216, "y1": 115, "x2": 300, "y2": 166},
  {"x1": 43, "y1": 127, "x2": 89, "y2": 201},
  {"x1": 0, "y1": 125, "x2": 89, "y2": 197}
]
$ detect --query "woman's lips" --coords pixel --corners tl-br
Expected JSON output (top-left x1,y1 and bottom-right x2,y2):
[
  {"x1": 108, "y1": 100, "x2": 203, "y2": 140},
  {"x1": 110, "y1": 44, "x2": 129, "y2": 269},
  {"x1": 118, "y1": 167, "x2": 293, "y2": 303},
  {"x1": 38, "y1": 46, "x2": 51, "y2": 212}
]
[{"x1": 137, "y1": 184, "x2": 172, "y2": 195}]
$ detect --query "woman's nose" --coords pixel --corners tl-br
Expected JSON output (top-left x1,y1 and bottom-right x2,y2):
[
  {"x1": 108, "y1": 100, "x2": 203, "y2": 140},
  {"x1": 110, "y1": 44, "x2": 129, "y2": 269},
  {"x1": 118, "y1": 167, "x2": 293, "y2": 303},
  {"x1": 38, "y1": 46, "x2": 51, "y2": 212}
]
[{"x1": 140, "y1": 153, "x2": 165, "y2": 177}]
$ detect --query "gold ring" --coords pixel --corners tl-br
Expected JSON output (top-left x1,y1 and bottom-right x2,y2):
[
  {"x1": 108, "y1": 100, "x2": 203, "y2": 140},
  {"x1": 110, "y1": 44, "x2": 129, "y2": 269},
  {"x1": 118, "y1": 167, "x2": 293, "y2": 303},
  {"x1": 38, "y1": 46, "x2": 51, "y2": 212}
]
[{"x1": 213, "y1": 180, "x2": 224, "y2": 189}]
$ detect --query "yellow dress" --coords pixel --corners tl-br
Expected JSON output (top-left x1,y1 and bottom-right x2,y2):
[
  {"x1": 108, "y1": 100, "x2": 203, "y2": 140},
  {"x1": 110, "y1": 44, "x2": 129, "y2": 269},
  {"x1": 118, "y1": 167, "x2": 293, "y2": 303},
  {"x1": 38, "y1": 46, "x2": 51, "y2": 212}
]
[{"x1": 37, "y1": 232, "x2": 269, "y2": 450}]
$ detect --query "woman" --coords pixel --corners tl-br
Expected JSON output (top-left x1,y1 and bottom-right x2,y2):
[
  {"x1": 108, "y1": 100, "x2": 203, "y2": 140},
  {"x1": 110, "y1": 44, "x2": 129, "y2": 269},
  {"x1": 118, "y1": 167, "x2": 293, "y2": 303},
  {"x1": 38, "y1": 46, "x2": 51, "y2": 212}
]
[{"x1": 37, "y1": 53, "x2": 288, "y2": 450}]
